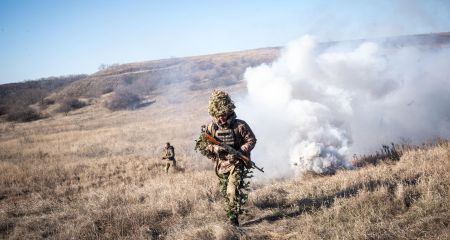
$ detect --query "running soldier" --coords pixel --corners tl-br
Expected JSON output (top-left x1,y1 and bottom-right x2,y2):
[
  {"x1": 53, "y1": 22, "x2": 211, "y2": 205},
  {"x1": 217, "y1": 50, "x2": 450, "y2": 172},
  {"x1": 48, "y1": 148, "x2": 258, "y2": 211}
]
[
  {"x1": 195, "y1": 90, "x2": 257, "y2": 226},
  {"x1": 162, "y1": 142, "x2": 176, "y2": 173}
]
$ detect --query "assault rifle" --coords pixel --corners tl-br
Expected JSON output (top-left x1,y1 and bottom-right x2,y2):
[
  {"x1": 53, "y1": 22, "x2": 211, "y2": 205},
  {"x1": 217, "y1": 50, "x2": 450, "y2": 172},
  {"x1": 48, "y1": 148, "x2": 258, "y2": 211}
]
[{"x1": 202, "y1": 132, "x2": 264, "y2": 173}]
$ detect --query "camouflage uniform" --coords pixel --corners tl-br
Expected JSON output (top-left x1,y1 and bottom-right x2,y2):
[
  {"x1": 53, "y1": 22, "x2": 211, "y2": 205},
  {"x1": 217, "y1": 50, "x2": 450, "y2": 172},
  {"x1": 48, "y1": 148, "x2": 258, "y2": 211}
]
[
  {"x1": 196, "y1": 90, "x2": 257, "y2": 226},
  {"x1": 162, "y1": 143, "x2": 176, "y2": 173}
]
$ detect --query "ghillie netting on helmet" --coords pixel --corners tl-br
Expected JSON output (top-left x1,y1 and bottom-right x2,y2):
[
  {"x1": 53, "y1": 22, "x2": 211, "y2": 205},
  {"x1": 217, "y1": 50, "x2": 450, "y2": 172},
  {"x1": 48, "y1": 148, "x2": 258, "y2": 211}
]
[
  {"x1": 207, "y1": 89, "x2": 235, "y2": 118},
  {"x1": 195, "y1": 89, "x2": 237, "y2": 158}
]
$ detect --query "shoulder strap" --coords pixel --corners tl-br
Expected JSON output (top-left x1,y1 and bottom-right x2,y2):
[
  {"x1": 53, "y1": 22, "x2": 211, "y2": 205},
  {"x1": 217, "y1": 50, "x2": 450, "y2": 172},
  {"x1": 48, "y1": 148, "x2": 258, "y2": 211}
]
[
  {"x1": 232, "y1": 120, "x2": 239, "y2": 139},
  {"x1": 231, "y1": 120, "x2": 242, "y2": 148},
  {"x1": 207, "y1": 122, "x2": 218, "y2": 137}
]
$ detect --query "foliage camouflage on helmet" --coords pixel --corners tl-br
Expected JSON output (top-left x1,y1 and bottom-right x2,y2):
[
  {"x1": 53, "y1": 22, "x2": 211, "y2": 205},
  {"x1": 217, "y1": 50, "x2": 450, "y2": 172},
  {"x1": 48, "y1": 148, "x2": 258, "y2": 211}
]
[{"x1": 208, "y1": 90, "x2": 235, "y2": 118}]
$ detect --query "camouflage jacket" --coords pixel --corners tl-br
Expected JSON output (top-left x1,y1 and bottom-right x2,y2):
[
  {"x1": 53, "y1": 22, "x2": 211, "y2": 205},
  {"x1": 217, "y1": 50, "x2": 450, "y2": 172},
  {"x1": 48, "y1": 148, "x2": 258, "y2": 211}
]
[
  {"x1": 206, "y1": 116, "x2": 256, "y2": 174},
  {"x1": 163, "y1": 146, "x2": 175, "y2": 160}
]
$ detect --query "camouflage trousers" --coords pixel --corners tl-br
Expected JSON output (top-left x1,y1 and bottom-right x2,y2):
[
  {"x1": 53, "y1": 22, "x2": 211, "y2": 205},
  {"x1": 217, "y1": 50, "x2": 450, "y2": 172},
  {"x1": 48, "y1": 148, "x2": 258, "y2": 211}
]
[
  {"x1": 165, "y1": 159, "x2": 176, "y2": 173},
  {"x1": 218, "y1": 165, "x2": 250, "y2": 222}
]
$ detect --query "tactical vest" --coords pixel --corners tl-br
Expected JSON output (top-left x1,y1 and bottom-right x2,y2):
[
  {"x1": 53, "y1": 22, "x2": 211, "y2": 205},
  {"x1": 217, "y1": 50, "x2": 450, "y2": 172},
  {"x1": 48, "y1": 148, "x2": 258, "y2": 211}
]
[
  {"x1": 208, "y1": 121, "x2": 241, "y2": 149},
  {"x1": 215, "y1": 128, "x2": 235, "y2": 147},
  {"x1": 165, "y1": 146, "x2": 175, "y2": 160}
]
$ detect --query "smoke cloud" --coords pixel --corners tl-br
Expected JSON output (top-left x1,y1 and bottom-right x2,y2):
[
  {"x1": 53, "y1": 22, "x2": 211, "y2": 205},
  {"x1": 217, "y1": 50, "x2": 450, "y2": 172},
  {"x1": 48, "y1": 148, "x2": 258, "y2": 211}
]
[{"x1": 236, "y1": 35, "x2": 450, "y2": 179}]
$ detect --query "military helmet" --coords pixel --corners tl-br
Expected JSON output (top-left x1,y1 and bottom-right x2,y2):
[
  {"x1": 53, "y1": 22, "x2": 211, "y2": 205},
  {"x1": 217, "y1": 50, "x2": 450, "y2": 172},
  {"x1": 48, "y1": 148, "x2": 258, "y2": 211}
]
[{"x1": 208, "y1": 90, "x2": 235, "y2": 118}]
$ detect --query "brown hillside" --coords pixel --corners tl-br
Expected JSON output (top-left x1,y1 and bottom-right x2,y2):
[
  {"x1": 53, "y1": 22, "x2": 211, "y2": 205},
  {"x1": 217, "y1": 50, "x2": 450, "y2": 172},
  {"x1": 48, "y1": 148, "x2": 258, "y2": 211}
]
[
  {"x1": 52, "y1": 32, "x2": 450, "y2": 101},
  {"x1": 52, "y1": 47, "x2": 279, "y2": 100},
  {"x1": 2, "y1": 32, "x2": 450, "y2": 122},
  {"x1": 0, "y1": 75, "x2": 87, "y2": 118}
]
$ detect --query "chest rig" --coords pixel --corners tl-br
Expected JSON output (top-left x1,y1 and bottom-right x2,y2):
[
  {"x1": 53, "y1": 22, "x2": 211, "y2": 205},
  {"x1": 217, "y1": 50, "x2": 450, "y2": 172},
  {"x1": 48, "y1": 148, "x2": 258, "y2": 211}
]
[
  {"x1": 209, "y1": 120, "x2": 240, "y2": 148},
  {"x1": 215, "y1": 127, "x2": 235, "y2": 147},
  {"x1": 165, "y1": 146, "x2": 175, "y2": 159}
]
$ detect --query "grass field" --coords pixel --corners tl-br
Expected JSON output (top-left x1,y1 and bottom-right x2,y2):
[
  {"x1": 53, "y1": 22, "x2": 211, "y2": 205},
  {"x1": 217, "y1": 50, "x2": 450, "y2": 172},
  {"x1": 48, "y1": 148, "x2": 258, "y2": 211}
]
[{"x1": 1, "y1": 81, "x2": 450, "y2": 239}]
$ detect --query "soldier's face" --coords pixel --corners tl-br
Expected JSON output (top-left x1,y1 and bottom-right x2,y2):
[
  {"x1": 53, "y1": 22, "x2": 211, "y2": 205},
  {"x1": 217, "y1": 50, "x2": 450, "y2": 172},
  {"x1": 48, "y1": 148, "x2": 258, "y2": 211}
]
[{"x1": 218, "y1": 115, "x2": 228, "y2": 125}]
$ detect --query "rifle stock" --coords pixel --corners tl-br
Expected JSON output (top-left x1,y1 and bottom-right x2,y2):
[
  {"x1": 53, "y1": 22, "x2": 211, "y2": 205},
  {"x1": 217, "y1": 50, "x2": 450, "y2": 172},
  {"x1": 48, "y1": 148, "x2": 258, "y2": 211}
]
[{"x1": 202, "y1": 132, "x2": 264, "y2": 173}]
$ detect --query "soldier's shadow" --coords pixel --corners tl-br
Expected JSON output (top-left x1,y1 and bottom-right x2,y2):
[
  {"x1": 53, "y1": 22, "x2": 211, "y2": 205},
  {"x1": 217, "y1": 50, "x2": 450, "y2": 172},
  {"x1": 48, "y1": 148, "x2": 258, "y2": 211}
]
[
  {"x1": 241, "y1": 176, "x2": 419, "y2": 227},
  {"x1": 173, "y1": 165, "x2": 185, "y2": 173}
]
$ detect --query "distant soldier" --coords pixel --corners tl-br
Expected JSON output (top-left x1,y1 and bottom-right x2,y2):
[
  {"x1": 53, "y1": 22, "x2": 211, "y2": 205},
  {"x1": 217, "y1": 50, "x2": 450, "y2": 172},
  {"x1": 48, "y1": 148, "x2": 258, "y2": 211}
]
[
  {"x1": 162, "y1": 142, "x2": 176, "y2": 173},
  {"x1": 195, "y1": 90, "x2": 257, "y2": 226}
]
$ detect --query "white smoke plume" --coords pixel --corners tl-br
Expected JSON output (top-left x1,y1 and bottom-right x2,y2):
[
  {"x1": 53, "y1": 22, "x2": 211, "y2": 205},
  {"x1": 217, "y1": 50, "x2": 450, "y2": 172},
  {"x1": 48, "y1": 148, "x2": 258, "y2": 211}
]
[{"x1": 236, "y1": 35, "x2": 450, "y2": 179}]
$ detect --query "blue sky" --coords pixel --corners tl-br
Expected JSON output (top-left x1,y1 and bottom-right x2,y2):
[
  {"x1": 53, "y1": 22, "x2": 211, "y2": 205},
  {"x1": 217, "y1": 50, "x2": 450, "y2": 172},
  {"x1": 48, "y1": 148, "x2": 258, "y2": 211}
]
[{"x1": 1, "y1": 0, "x2": 449, "y2": 84}]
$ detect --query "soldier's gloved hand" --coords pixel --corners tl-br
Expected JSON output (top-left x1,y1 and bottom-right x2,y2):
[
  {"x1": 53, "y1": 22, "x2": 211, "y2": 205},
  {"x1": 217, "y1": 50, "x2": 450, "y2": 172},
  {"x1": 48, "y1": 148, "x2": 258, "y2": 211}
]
[
  {"x1": 208, "y1": 144, "x2": 226, "y2": 154},
  {"x1": 225, "y1": 154, "x2": 238, "y2": 164},
  {"x1": 243, "y1": 159, "x2": 252, "y2": 169},
  {"x1": 240, "y1": 145, "x2": 250, "y2": 154}
]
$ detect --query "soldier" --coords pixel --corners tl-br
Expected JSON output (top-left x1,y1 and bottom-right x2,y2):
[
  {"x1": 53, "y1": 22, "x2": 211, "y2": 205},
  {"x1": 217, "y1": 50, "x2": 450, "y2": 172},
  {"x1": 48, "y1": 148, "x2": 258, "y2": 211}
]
[
  {"x1": 162, "y1": 142, "x2": 176, "y2": 173},
  {"x1": 195, "y1": 90, "x2": 257, "y2": 226}
]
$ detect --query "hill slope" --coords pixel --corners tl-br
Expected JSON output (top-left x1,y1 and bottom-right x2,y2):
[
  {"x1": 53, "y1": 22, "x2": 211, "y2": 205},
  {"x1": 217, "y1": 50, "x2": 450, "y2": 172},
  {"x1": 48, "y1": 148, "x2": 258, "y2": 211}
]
[
  {"x1": 53, "y1": 47, "x2": 278, "y2": 99},
  {"x1": 1, "y1": 32, "x2": 450, "y2": 122},
  {"x1": 0, "y1": 75, "x2": 87, "y2": 116}
]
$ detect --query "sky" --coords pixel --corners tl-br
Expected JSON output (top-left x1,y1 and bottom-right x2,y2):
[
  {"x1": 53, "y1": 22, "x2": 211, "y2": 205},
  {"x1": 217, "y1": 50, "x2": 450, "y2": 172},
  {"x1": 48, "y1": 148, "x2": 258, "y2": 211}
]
[{"x1": 0, "y1": 0, "x2": 449, "y2": 84}]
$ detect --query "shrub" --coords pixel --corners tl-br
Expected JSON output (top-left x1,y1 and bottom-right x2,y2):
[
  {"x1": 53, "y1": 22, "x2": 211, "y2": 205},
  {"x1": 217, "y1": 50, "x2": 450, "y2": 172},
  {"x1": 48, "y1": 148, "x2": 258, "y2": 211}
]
[
  {"x1": 132, "y1": 77, "x2": 157, "y2": 95},
  {"x1": 352, "y1": 143, "x2": 402, "y2": 167},
  {"x1": 105, "y1": 89, "x2": 140, "y2": 111},
  {"x1": 121, "y1": 74, "x2": 136, "y2": 85},
  {"x1": 0, "y1": 105, "x2": 7, "y2": 116},
  {"x1": 57, "y1": 98, "x2": 87, "y2": 113},
  {"x1": 6, "y1": 107, "x2": 42, "y2": 122},
  {"x1": 42, "y1": 98, "x2": 55, "y2": 105},
  {"x1": 198, "y1": 61, "x2": 214, "y2": 70},
  {"x1": 101, "y1": 87, "x2": 114, "y2": 95}
]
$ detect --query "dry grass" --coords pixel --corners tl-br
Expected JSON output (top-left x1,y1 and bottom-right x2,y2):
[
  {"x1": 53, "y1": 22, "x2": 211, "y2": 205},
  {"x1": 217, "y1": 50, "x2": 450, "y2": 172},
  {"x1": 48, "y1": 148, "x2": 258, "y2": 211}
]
[
  {"x1": 242, "y1": 141, "x2": 450, "y2": 239},
  {"x1": 1, "y1": 83, "x2": 449, "y2": 239}
]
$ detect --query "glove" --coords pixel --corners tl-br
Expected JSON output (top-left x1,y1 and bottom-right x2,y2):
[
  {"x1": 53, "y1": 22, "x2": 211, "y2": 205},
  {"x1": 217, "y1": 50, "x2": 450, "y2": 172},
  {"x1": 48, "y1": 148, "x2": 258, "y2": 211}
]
[
  {"x1": 240, "y1": 145, "x2": 250, "y2": 154},
  {"x1": 243, "y1": 159, "x2": 252, "y2": 169},
  {"x1": 208, "y1": 144, "x2": 226, "y2": 154},
  {"x1": 225, "y1": 154, "x2": 238, "y2": 164}
]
